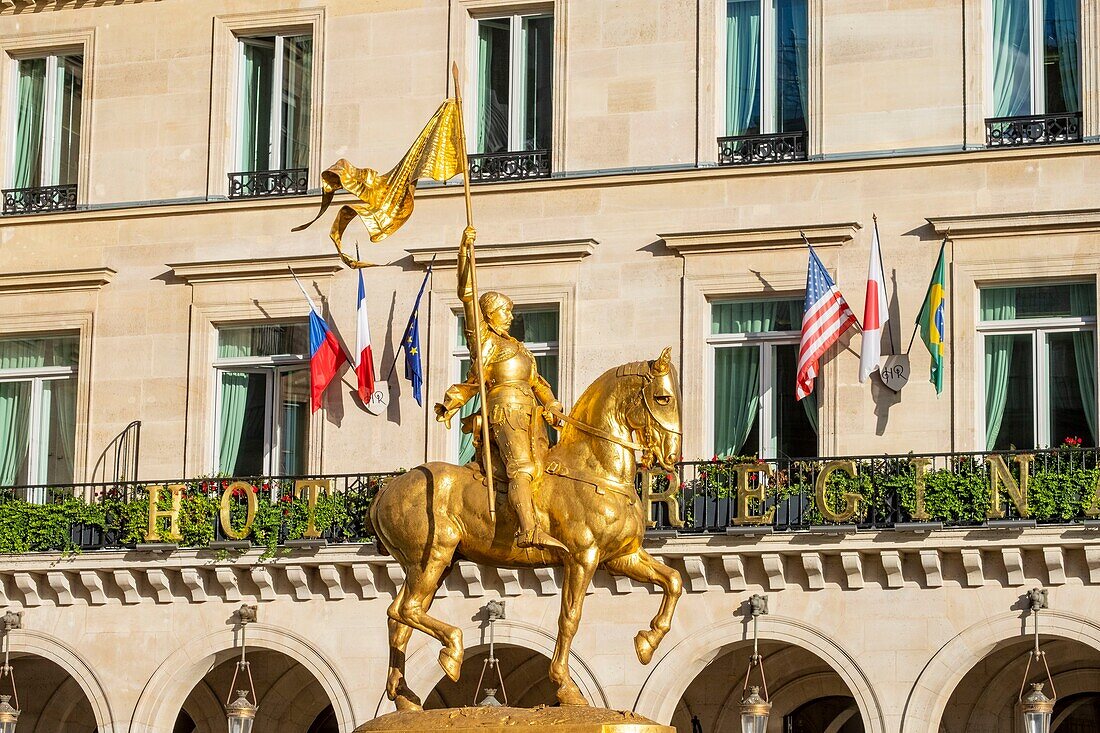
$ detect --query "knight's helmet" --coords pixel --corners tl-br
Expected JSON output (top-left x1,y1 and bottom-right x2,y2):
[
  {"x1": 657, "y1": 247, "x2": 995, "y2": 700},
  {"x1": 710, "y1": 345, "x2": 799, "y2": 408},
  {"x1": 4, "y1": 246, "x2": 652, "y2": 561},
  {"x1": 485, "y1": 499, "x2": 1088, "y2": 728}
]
[{"x1": 479, "y1": 291, "x2": 513, "y2": 317}]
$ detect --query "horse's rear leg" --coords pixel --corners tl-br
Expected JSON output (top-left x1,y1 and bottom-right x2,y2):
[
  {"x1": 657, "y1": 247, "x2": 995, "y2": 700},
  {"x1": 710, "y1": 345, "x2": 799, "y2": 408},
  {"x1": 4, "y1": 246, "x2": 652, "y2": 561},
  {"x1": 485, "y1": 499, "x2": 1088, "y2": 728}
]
[
  {"x1": 551, "y1": 551, "x2": 598, "y2": 706},
  {"x1": 388, "y1": 559, "x2": 465, "y2": 683},
  {"x1": 604, "y1": 549, "x2": 682, "y2": 664},
  {"x1": 386, "y1": 609, "x2": 422, "y2": 711}
]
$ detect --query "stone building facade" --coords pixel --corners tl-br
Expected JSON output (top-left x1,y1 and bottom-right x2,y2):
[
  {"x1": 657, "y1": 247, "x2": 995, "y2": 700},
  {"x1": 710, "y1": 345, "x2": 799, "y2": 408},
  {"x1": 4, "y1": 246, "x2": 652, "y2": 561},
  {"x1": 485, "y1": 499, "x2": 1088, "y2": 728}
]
[{"x1": 1, "y1": 0, "x2": 1099, "y2": 731}]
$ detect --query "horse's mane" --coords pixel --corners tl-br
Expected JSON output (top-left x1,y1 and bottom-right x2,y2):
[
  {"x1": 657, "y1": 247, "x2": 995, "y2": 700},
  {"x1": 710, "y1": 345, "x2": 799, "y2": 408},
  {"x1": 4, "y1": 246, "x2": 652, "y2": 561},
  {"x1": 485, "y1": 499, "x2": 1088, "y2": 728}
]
[{"x1": 566, "y1": 360, "x2": 650, "y2": 423}]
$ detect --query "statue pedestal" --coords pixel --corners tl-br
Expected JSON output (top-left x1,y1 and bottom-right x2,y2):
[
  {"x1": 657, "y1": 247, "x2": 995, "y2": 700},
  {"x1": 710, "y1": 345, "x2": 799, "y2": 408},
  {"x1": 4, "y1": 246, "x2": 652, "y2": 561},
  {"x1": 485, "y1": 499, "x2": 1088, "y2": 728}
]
[{"x1": 355, "y1": 707, "x2": 674, "y2": 733}]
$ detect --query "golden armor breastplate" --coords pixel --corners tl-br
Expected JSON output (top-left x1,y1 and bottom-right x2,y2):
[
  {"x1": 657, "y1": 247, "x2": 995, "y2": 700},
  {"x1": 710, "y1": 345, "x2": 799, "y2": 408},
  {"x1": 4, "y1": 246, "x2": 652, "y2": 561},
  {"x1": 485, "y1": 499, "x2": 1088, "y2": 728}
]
[{"x1": 483, "y1": 335, "x2": 536, "y2": 389}]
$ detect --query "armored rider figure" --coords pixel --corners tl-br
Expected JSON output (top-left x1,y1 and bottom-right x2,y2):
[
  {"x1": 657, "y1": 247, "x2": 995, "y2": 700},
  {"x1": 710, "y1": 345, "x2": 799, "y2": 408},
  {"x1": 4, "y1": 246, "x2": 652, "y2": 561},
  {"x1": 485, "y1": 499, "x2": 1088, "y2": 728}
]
[{"x1": 434, "y1": 227, "x2": 568, "y2": 553}]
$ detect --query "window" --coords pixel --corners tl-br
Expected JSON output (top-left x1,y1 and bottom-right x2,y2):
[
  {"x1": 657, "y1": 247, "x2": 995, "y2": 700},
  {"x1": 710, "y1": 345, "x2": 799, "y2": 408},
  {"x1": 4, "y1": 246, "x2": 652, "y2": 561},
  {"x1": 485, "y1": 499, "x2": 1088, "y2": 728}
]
[
  {"x1": 9, "y1": 52, "x2": 82, "y2": 190},
  {"x1": 708, "y1": 299, "x2": 817, "y2": 460},
  {"x1": 720, "y1": 0, "x2": 807, "y2": 138},
  {"x1": 0, "y1": 333, "x2": 79, "y2": 497},
  {"x1": 989, "y1": 0, "x2": 1079, "y2": 118},
  {"x1": 213, "y1": 323, "x2": 310, "y2": 476},
  {"x1": 452, "y1": 307, "x2": 559, "y2": 463},
  {"x1": 236, "y1": 33, "x2": 312, "y2": 173},
  {"x1": 980, "y1": 283, "x2": 1096, "y2": 450},
  {"x1": 472, "y1": 12, "x2": 553, "y2": 155}
]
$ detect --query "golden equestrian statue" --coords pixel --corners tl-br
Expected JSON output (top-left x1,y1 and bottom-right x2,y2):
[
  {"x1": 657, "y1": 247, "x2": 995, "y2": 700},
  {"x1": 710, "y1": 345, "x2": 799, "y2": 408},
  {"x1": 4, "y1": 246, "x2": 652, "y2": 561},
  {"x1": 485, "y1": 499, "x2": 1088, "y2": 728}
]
[{"x1": 370, "y1": 321, "x2": 683, "y2": 709}]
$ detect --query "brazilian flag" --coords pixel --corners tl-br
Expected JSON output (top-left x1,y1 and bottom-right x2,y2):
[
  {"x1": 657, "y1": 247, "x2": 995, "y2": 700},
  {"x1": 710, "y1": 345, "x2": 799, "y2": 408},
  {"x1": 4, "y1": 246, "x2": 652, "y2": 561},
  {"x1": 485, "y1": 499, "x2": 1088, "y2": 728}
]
[{"x1": 917, "y1": 243, "x2": 947, "y2": 394}]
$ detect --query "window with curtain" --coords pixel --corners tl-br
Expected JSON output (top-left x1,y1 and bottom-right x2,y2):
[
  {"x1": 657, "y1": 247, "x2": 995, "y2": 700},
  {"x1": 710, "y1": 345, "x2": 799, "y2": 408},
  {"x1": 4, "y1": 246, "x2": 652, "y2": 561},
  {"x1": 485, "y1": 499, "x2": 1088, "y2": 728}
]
[
  {"x1": 237, "y1": 33, "x2": 313, "y2": 172},
  {"x1": 980, "y1": 282, "x2": 1096, "y2": 450},
  {"x1": 990, "y1": 0, "x2": 1079, "y2": 118},
  {"x1": 474, "y1": 12, "x2": 553, "y2": 154},
  {"x1": 453, "y1": 307, "x2": 559, "y2": 463},
  {"x1": 709, "y1": 298, "x2": 817, "y2": 460},
  {"x1": 11, "y1": 53, "x2": 82, "y2": 190},
  {"x1": 722, "y1": 0, "x2": 807, "y2": 137},
  {"x1": 214, "y1": 323, "x2": 310, "y2": 477},
  {"x1": 0, "y1": 333, "x2": 79, "y2": 498}
]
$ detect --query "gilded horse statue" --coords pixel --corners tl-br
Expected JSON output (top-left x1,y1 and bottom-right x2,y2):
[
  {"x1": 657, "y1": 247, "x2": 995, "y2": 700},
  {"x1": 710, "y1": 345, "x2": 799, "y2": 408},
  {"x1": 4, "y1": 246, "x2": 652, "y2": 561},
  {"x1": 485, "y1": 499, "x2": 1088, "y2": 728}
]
[{"x1": 370, "y1": 348, "x2": 684, "y2": 710}]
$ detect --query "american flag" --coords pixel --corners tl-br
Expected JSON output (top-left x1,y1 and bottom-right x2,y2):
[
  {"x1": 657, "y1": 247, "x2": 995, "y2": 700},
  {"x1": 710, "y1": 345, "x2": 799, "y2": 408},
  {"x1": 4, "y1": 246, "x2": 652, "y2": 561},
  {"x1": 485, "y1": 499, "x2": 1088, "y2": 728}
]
[{"x1": 797, "y1": 245, "x2": 858, "y2": 400}]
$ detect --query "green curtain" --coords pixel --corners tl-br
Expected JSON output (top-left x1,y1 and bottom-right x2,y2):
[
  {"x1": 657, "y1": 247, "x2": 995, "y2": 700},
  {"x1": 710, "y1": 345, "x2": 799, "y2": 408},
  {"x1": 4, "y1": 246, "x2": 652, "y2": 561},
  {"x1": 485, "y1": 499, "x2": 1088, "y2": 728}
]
[
  {"x1": 277, "y1": 369, "x2": 309, "y2": 476},
  {"x1": 992, "y1": 0, "x2": 1031, "y2": 117},
  {"x1": 477, "y1": 19, "x2": 510, "y2": 154},
  {"x1": 0, "y1": 340, "x2": 45, "y2": 487},
  {"x1": 1070, "y1": 285, "x2": 1097, "y2": 441},
  {"x1": 516, "y1": 310, "x2": 558, "y2": 342},
  {"x1": 281, "y1": 36, "x2": 312, "y2": 169},
  {"x1": 240, "y1": 39, "x2": 274, "y2": 172},
  {"x1": 713, "y1": 301, "x2": 777, "y2": 456},
  {"x1": 14, "y1": 58, "x2": 46, "y2": 189},
  {"x1": 1045, "y1": 0, "x2": 1080, "y2": 113},
  {"x1": 218, "y1": 372, "x2": 249, "y2": 474},
  {"x1": 983, "y1": 288, "x2": 1017, "y2": 450},
  {"x1": 725, "y1": 0, "x2": 761, "y2": 136}
]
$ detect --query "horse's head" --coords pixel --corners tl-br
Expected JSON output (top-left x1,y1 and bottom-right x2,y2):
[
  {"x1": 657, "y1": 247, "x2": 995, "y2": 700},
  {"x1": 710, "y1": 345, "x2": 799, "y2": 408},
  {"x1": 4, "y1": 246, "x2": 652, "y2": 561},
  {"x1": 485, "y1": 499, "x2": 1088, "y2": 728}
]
[{"x1": 622, "y1": 347, "x2": 682, "y2": 471}]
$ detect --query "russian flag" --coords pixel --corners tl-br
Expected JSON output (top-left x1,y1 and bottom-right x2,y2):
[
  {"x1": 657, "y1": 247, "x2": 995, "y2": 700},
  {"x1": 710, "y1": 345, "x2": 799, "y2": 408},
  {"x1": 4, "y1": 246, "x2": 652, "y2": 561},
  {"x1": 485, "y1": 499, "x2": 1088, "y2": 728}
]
[
  {"x1": 354, "y1": 270, "x2": 376, "y2": 403},
  {"x1": 308, "y1": 309, "x2": 347, "y2": 413}
]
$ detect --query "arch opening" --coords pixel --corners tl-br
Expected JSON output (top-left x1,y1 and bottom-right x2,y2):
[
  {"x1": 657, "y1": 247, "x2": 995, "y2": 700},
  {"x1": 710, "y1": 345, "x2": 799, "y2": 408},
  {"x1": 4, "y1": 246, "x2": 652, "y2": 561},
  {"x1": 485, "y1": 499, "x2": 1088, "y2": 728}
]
[
  {"x1": 938, "y1": 635, "x2": 1100, "y2": 733},
  {"x1": 426, "y1": 644, "x2": 557, "y2": 709},
  {"x1": 671, "y1": 641, "x2": 865, "y2": 733},
  {"x1": 4, "y1": 652, "x2": 98, "y2": 732},
  {"x1": 171, "y1": 648, "x2": 338, "y2": 733}
]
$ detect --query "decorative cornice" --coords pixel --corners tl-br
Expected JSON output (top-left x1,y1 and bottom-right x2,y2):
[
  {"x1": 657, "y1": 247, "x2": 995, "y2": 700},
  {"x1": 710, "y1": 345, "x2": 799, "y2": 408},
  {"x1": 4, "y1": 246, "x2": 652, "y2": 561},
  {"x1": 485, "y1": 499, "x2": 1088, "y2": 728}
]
[
  {"x1": 0, "y1": 267, "x2": 115, "y2": 294},
  {"x1": 0, "y1": 528, "x2": 1094, "y2": 607},
  {"x1": 168, "y1": 254, "x2": 343, "y2": 284},
  {"x1": 407, "y1": 239, "x2": 598, "y2": 268},
  {"x1": 659, "y1": 222, "x2": 861, "y2": 256},
  {"x1": 1, "y1": 0, "x2": 156, "y2": 13},
  {"x1": 928, "y1": 208, "x2": 1100, "y2": 238}
]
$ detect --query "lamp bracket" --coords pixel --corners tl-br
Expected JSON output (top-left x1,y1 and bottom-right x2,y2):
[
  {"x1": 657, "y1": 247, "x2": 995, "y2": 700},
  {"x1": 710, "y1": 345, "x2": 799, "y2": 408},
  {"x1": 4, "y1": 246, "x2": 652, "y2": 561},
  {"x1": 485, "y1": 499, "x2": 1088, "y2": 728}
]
[
  {"x1": 749, "y1": 594, "x2": 768, "y2": 618},
  {"x1": 485, "y1": 600, "x2": 506, "y2": 622},
  {"x1": 237, "y1": 604, "x2": 259, "y2": 626},
  {"x1": 0, "y1": 612, "x2": 21, "y2": 634},
  {"x1": 1027, "y1": 588, "x2": 1048, "y2": 612}
]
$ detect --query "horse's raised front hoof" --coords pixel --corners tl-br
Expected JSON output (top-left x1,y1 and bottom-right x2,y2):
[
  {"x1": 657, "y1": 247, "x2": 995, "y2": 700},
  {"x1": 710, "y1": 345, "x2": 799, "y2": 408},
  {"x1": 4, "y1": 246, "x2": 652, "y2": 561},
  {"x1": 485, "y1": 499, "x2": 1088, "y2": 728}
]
[
  {"x1": 634, "y1": 630, "x2": 658, "y2": 665},
  {"x1": 439, "y1": 647, "x2": 463, "y2": 682},
  {"x1": 556, "y1": 683, "x2": 589, "y2": 707}
]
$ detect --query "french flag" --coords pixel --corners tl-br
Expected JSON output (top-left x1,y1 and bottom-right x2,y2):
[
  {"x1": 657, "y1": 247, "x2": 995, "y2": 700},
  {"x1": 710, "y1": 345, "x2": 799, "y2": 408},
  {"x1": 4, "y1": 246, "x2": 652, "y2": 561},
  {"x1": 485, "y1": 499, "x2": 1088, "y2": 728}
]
[
  {"x1": 354, "y1": 270, "x2": 376, "y2": 403},
  {"x1": 292, "y1": 268, "x2": 347, "y2": 413}
]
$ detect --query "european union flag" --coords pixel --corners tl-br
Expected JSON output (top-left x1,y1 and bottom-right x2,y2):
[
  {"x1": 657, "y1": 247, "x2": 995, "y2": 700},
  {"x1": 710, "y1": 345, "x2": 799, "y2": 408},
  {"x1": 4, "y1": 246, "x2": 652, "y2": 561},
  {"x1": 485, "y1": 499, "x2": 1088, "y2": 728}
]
[{"x1": 399, "y1": 259, "x2": 433, "y2": 406}]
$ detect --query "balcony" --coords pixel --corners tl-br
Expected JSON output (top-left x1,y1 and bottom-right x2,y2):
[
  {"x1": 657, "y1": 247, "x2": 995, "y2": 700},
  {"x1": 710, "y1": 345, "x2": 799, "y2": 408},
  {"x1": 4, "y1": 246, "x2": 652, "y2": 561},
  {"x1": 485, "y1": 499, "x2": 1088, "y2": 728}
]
[
  {"x1": 1, "y1": 446, "x2": 1097, "y2": 554},
  {"x1": 469, "y1": 150, "x2": 551, "y2": 184},
  {"x1": 986, "y1": 112, "x2": 1082, "y2": 148},
  {"x1": 228, "y1": 167, "x2": 309, "y2": 199},
  {"x1": 718, "y1": 131, "x2": 808, "y2": 166},
  {"x1": 2, "y1": 183, "x2": 78, "y2": 215}
]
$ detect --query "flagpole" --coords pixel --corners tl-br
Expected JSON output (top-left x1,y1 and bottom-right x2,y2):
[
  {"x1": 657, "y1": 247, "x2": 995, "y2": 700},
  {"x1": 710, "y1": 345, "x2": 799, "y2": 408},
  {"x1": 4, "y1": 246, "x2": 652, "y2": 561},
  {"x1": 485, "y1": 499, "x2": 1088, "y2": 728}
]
[
  {"x1": 385, "y1": 254, "x2": 436, "y2": 381},
  {"x1": 452, "y1": 62, "x2": 496, "y2": 519}
]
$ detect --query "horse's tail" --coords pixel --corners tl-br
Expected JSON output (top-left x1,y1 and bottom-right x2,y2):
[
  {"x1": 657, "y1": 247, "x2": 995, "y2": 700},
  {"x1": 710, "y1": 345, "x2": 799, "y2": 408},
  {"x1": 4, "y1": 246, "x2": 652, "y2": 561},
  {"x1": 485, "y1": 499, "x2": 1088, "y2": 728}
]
[{"x1": 366, "y1": 475, "x2": 395, "y2": 556}]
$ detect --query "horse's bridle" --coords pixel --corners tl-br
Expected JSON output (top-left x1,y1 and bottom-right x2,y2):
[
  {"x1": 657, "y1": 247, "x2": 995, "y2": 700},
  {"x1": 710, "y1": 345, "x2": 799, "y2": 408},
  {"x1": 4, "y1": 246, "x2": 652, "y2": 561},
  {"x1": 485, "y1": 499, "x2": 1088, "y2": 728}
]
[{"x1": 546, "y1": 368, "x2": 682, "y2": 464}]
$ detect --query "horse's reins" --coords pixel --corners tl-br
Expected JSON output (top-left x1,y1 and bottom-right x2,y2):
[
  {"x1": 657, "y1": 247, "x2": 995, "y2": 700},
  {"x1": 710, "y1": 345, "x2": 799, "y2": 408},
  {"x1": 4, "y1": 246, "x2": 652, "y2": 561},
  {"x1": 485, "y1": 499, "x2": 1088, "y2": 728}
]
[{"x1": 546, "y1": 408, "x2": 646, "y2": 452}]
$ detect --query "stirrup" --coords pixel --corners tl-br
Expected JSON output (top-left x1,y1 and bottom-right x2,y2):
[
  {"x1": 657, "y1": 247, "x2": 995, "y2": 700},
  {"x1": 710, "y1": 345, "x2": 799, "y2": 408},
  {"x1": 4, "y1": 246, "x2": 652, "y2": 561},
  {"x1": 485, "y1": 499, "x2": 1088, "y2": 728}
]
[{"x1": 516, "y1": 528, "x2": 568, "y2": 553}]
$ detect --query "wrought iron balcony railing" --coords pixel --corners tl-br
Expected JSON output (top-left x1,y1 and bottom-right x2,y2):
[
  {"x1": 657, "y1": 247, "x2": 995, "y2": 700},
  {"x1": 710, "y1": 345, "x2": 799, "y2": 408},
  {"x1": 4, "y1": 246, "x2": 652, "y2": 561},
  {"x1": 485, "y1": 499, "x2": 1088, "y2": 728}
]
[
  {"x1": 2, "y1": 447, "x2": 1097, "y2": 553},
  {"x1": 469, "y1": 150, "x2": 551, "y2": 183},
  {"x1": 718, "y1": 131, "x2": 808, "y2": 166},
  {"x1": 228, "y1": 167, "x2": 309, "y2": 199},
  {"x1": 2, "y1": 183, "x2": 78, "y2": 215},
  {"x1": 986, "y1": 113, "x2": 1082, "y2": 148}
]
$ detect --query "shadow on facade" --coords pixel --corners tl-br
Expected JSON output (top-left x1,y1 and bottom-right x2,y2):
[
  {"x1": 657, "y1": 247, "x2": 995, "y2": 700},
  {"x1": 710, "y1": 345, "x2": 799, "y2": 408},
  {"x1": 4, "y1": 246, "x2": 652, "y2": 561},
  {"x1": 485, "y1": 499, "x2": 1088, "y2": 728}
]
[{"x1": 6, "y1": 653, "x2": 97, "y2": 732}]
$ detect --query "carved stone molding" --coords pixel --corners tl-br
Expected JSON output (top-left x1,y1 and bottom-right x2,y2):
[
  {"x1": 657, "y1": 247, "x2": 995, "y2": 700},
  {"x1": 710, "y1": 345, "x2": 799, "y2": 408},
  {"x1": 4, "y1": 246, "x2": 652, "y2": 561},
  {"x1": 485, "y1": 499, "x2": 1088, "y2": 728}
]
[
  {"x1": 928, "y1": 208, "x2": 1100, "y2": 238},
  {"x1": 407, "y1": 238, "x2": 597, "y2": 268},
  {"x1": 168, "y1": 254, "x2": 343, "y2": 284},
  {"x1": 0, "y1": 267, "x2": 115, "y2": 294},
  {"x1": 660, "y1": 222, "x2": 861, "y2": 256},
  {"x1": 0, "y1": 529, "x2": 1097, "y2": 608}
]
